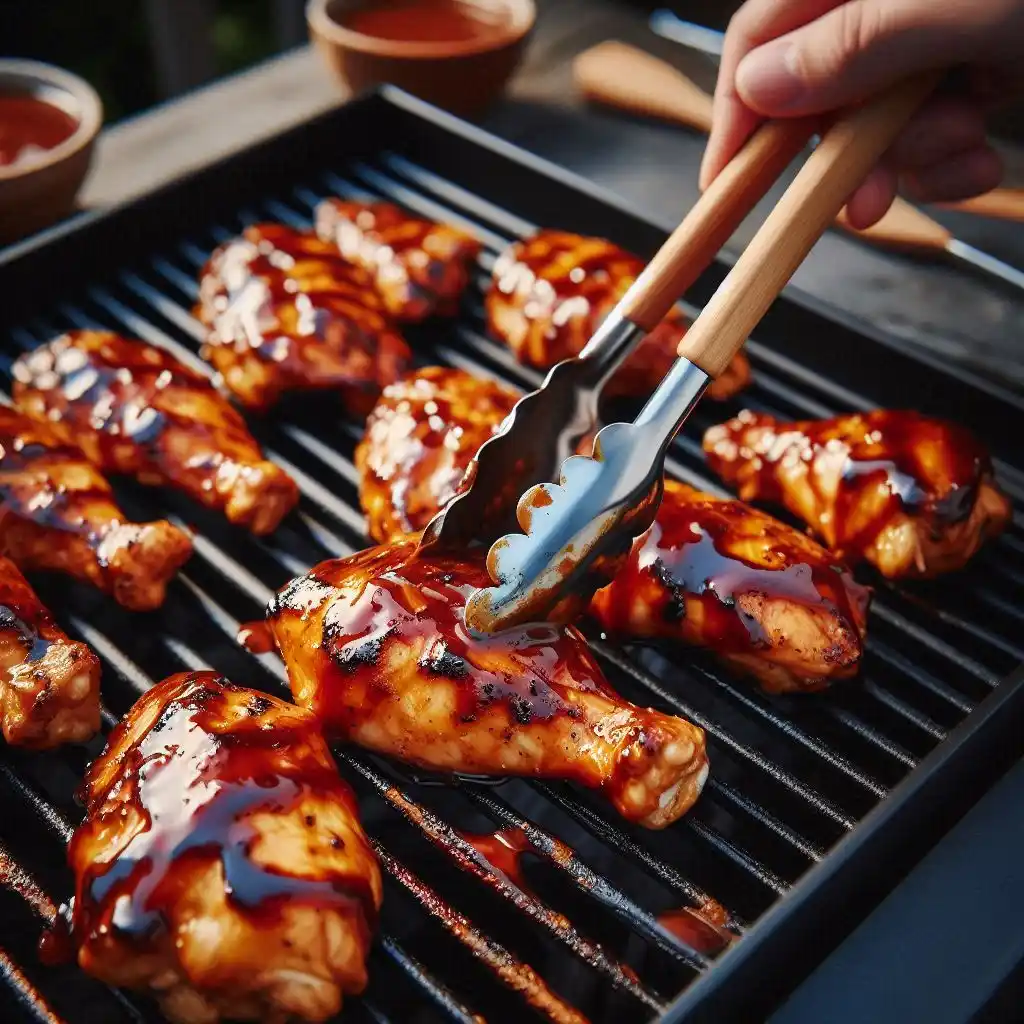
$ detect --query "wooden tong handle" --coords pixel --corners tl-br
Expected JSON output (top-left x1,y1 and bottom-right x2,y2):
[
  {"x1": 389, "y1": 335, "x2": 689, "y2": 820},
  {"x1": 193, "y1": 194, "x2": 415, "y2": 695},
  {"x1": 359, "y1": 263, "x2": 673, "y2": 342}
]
[
  {"x1": 621, "y1": 116, "x2": 815, "y2": 331},
  {"x1": 677, "y1": 73, "x2": 939, "y2": 378},
  {"x1": 573, "y1": 41, "x2": 715, "y2": 133},
  {"x1": 941, "y1": 188, "x2": 1024, "y2": 222}
]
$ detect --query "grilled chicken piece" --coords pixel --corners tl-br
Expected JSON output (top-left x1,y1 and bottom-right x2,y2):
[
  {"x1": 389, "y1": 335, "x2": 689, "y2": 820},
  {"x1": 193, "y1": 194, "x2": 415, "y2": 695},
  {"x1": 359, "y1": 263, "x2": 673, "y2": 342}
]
[
  {"x1": 703, "y1": 410, "x2": 1011, "y2": 578},
  {"x1": 356, "y1": 375, "x2": 870, "y2": 690},
  {"x1": 0, "y1": 556, "x2": 101, "y2": 747},
  {"x1": 13, "y1": 331, "x2": 299, "y2": 536},
  {"x1": 486, "y1": 230, "x2": 751, "y2": 402},
  {"x1": 268, "y1": 539, "x2": 708, "y2": 828},
  {"x1": 194, "y1": 223, "x2": 411, "y2": 413},
  {"x1": 590, "y1": 481, "x2": 870, "y2": 693},
  {"x1": 356, "y1": 367, "x2": 520, "y2": 543},
  {"x1": 0, "y1": 405, "x2": 192, "y2": 610},
  {"x1": 53, "y1": 672, "x2": 382, "y2": 1024},
  {"x1": 315, "y1": 199, "x2": 481, "y2": 322}
]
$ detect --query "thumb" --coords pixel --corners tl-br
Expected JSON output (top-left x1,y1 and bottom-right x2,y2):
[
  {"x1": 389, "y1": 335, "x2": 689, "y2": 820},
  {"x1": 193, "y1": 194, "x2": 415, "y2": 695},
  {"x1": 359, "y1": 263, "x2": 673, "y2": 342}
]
[{"x1": 734, "y1": 0, "x2": 994, "y2": 115}]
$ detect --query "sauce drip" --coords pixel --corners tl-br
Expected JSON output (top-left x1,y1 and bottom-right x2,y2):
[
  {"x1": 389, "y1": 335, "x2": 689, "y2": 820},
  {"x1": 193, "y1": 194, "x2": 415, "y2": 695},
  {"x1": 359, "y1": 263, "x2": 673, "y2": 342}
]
[
  {"x1": 460, "y1": 827, "x2": 533, "y2": 892},
  {"x1": 339, "y1": 0, "x2": 509, "y2": 43},
  {"x1": 57, "y1": 674, "x2": 378, "y2": 950},
  {"x1": 0, "y1": 94, "x2": 78, "y2": 169},
  {"x1": 236, "y1": 620, "x2": 276, "y2": 655},
  {"x1": 656, "y1": 906, "x2": 733, "y2": 956}
]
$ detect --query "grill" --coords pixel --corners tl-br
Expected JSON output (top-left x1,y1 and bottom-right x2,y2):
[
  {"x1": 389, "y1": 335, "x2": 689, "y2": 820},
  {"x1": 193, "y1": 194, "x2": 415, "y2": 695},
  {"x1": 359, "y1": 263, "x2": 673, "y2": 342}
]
[{"x1": 1, "y1": 88, "x2": 1023, "y2": 1024}]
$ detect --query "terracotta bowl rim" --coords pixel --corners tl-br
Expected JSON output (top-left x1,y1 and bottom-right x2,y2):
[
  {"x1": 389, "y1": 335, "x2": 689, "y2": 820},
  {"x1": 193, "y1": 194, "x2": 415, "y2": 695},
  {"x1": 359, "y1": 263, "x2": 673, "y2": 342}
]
[
  {"x1": 306, "y1": 0, "x2": 536, "y2": 60},
  {"x1": 0, "y1": 59, "x2": 103, "y2": 184}
]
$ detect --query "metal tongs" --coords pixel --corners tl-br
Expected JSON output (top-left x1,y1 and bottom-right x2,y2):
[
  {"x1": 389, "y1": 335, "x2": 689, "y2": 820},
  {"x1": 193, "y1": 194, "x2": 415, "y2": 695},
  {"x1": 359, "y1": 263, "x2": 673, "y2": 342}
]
[{"x1": 429, "y1": 73, "x2": 938, "y2": 633}]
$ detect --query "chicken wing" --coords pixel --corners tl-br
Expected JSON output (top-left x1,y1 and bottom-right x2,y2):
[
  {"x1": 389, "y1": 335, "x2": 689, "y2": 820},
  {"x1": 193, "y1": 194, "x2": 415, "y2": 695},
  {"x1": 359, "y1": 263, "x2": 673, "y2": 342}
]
[
  {"x1": 0, "y1": 405, "x2": 192, "y2": 610},
  {"x1": 703, "y1": 409, "x2": 1011, "y2": 578},
  {"x1": 51, "y1": 671, "x2": 382, "y2": 1024},
  {"x1": 356, "y1": 374, "x2": 870, "y2": 691},
  {"x1": 13, "y1": 331, "x2": 299, "y2": 535},
  {"x1": 590, "y1": 481, "x2": 870, "y2": 693},
  {"x1": 315, "y1": 199, "x2": 481, "y2": 322},
  {"x1": 268, "y1": 539, "x2": 708, "y2": 828},
  {"x1": 194, "y1": 223, "x2": 411, "y2": 413},
  {"x1": 0, "y1": 556, "x2": 101, "y2": 747},
  {"x1": 356, "y1": 366, "x2": 520, "y2": 543},
  {"x1": 486, "y1": 230, "x2": 751, "y2": 401}
]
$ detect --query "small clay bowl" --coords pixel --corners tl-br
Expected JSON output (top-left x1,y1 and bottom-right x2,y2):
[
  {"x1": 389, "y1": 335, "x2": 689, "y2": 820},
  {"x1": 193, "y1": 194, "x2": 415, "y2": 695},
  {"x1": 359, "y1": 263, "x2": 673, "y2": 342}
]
[
  {"x1": 307, "y1": 0, "x2": 535, "y2": 119},
  {"x1": 0, "y1": 60, "x2": 102, "y2": 245}
]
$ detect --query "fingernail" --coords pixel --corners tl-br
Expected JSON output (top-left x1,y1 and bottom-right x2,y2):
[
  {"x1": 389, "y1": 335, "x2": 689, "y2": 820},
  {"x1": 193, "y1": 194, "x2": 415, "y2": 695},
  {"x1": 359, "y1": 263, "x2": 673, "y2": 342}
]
[{"x1": 736, "y1": 40, "x2": 804, "y2": 111}]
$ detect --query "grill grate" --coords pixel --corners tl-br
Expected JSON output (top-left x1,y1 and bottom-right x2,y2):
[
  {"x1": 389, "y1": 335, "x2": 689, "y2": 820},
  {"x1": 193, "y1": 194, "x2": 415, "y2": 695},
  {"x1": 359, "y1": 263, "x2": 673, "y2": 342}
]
[{"x1": 0, "y1": 93, "x2": 1022, "y2": 1023}]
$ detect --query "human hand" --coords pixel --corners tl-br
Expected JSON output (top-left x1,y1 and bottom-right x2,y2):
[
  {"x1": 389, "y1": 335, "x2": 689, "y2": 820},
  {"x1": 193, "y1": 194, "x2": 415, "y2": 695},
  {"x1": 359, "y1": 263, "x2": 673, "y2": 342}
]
[{"x1": 700, "y1": 0, "x2": 1024, "y2": 227}]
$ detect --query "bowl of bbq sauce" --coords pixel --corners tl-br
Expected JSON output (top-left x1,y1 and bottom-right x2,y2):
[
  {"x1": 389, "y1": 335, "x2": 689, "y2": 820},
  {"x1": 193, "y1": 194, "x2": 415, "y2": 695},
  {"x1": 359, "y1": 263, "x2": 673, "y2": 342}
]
[
  {"x1": 307, "y1": 0, "x2": 535, "y2": 118},
  {"x1": 0, "y1": 60, "x2": 102, "y2": 245}
]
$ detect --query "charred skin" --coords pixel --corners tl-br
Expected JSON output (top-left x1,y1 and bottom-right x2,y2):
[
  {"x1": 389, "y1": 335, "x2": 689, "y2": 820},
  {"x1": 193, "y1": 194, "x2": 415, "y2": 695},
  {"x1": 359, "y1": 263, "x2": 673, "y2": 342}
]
[
  {"x1": 703, "y1": 410, "x2": 1011, "y2": 578},
  {"x1": 590, "y1": 481, "x2": 870, "y2": 694},
  {"x1": 485, "y1": 230, "x2": 751, "y2": 402},
  {"x1": 0, "y1": 556, "x2": 101, "y2": 748},
  {"x1": 0, "y1": 406, "x2": 192, "y2": 610},
  {"x1": 356, "y1": 367, "x2": 521, "y2": 543},
  {"x1": 315, "y1": 199, "x2": 481, "y2": 322},
  {"x1": 55, "y1": 672, "x2": 382, "y2": 1024},
  {"x1": 194, "y1": 223, "x2": 411, "y2": 413},
  {"x1": 13, "y1": 331, "x2": 299, "y2": 536},
  {"x1": 268, "y1": 540, "x2": 708, "y2": 829}
]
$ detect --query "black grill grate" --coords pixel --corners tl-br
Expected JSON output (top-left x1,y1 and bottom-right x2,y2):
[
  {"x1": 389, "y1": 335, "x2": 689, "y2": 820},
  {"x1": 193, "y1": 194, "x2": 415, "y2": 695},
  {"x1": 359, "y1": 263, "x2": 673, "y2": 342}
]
[{"x1": 0, "y1": 92, "x2": 1022, "y2": 1024}]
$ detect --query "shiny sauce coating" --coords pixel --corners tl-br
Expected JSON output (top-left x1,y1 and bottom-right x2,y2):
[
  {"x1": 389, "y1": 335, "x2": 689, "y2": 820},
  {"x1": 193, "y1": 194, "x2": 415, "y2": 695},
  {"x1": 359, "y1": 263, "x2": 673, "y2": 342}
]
[
  {"x1": 64, "y1": 673, "x2": 378, "y2": 948},
  {"x1": 273, "y1": 541, "x2": 612, "y2": 729},
  {"x1": 594, "y1": 483, "x2": 864, "y2": 654}
]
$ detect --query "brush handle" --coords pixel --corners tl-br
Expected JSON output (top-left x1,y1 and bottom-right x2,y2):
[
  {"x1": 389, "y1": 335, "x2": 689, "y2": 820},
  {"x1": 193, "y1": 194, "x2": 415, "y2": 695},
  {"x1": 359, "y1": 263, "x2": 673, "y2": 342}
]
[
  {"x1": 573, "y1": 41, "x2": 715, "y2": 132},
  {"x1": 620, "y1": 117, "x2": 815, "y2": 331},
  {"x1": 835, "y1": 198, "x2": 952, "y2": 252},
  {"x1": 677, "y1": 73, "x2": 939, "y2": 378},
  {"x1": 941, "y1": 188, "x2": 1024, "y2": 222}
]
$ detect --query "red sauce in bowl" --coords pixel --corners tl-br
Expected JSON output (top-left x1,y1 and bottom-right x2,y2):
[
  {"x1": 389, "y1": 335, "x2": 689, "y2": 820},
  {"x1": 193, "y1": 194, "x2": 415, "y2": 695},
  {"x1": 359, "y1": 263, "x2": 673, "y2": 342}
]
[
  {"x1": 0, "y1": 94, "x2": 78, "y2": 169},
  {"x1": 340, "y1": 0, "x2": 509, "y2": 43}
]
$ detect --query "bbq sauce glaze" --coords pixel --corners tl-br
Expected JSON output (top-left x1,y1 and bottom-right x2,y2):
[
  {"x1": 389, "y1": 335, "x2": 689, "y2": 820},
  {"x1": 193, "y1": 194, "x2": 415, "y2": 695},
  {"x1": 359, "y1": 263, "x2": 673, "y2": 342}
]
[
  {"x1": 0, "y1": 94, "x2": 77, "y2": 168},
  {"x1": 46, "y1": 673, "x2": 378, "y2": 960},
  {"x1": 272, "y1": 540, "x2": 610, "y2": 730},
  {"x1": 316, "y1": 200, "x2": 482, "y2": 322},
  {"x1": 0, "y1": 556, "x2": 63, "y2": 665},
  {"x1": 591, "y1": 481, "x2": 867, "y2": 658},
  {"x1": 357, "y1": 366, "x2": 521, "y2": 542},
  {"x1": 705, "y1": 410, "x2": 992, "y2": 559},
  {"x1": 196, "y1": 223, "x2": 411, "y2": 411}
]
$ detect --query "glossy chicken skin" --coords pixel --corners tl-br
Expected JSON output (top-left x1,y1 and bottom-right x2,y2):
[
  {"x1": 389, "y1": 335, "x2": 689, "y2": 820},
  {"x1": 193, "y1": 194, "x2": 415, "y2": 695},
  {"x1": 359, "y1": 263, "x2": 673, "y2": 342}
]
[
  {"x1": 0, "y1": 405, "x2": 192, "y2": 610},
  {"x1": 0, "y1": 556, "x2": 101, "y2": 747},
  {"x1": 315, "y1": 199, "x2": 481, "y2": 322},
  {"x1": 195, "y1": 223, "x2": 411, "y2": 413},
  {"x1": 591, "y1": 482, "x2": 870, "y2": 693},
  {"x1": 13, "y1": 331, "x2": 299, "y2": 535},
  {"x1": 356, "y1": 367, "x2": 520, "y2": 543},
  {"x1": 704, "y1": 410, "x2": 1011, "y2": 578},
  {"x1": 268, "y1": 540, "x2": 708, "y2": 828},
  {"x1": 54, "y1": 672, "x2": 382, "y2": 1024},
  {"x1": 486, "y1": 230, "x2": 751, "y2": 402}
]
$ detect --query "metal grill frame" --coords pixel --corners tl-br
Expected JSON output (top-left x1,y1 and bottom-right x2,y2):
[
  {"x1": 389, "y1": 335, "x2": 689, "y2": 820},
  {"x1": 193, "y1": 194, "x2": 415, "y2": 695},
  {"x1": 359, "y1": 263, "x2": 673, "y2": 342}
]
[{"x1": 0, "y1": 87, "x2": 1022, "y2": 1024}]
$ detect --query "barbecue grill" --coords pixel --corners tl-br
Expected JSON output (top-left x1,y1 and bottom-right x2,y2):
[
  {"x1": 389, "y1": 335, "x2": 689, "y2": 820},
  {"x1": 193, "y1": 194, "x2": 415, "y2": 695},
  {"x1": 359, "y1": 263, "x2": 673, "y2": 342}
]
[{"x1": 0, "y1": 88, "x2": 1022, "y2": 1024}]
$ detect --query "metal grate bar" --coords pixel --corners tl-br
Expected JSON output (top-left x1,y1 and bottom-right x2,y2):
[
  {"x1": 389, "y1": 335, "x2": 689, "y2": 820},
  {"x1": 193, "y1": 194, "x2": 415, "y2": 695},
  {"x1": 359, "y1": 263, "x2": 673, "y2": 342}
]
[{"x1": 377, "y1": 938, "x2": 481, "y2": 1024}]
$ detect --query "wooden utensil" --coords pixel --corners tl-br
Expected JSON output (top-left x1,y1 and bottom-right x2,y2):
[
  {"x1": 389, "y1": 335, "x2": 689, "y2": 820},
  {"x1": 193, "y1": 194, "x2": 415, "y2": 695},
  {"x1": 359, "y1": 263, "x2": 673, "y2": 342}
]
[
  {"x1": 941, "y1": 189, "x2": 1024, "y2": 222},
  {"x1": 573, "y1": 42, "x2": 1024, "y2": 292}
]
